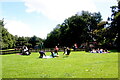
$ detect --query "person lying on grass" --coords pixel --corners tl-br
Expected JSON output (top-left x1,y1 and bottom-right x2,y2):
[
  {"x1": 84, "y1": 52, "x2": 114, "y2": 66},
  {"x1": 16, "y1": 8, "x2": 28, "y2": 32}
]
[{"x1": 39, "y1": 50, "x2": 59, "y2": 59}]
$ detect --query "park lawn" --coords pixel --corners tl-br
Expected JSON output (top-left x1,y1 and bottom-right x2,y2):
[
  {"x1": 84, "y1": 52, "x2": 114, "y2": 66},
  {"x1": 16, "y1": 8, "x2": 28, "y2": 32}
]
[{"x1": 1, "y1": 51, "x2": 118, "y2": 78}]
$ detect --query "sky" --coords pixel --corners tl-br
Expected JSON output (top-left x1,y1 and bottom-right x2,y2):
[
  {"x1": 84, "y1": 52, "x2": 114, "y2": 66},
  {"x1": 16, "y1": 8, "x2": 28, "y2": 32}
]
[{"x1": 0, "y1": 0, "x2": 118, "y2": 39}]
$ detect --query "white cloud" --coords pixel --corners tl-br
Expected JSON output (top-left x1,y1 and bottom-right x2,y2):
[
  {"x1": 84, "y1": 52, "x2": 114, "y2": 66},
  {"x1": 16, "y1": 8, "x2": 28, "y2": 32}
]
[
  {"x1": 4, "y1": 20, "x2": 34, "y2": 37},
  {"x1": 24, "y1": 0, "x2": 97, "y2": 22},
  {"x1": 0, "y1": 0, "x2": 23, "y2": 2},
  {"x1": 93, "y1": 0, "x2": 117, "y2": 3}
]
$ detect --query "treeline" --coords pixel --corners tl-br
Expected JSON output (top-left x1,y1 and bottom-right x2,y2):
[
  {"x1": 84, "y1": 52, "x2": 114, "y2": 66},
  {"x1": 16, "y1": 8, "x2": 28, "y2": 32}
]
[
  {"x1": 44, "y1": 1, "x2": 120, "y2": 51},
  {"x1": 0, "y1": 20, "x2": 43, "y2": 49},
  {"x1": 44, "y1": 11, "x2": 103, "y2": 48},
  {"x1": 0, "y1": 19, "x2": 16, "y2": 49},
  {"x1": 1, "y1": 1, "x2": 120, "y2": 51}
]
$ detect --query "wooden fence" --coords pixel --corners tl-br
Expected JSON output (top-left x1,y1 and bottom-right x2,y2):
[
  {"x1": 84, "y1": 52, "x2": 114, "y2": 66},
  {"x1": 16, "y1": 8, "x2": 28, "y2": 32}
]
[{"x1": 0, "y1": 48, "x2": 85, "y2": 55}]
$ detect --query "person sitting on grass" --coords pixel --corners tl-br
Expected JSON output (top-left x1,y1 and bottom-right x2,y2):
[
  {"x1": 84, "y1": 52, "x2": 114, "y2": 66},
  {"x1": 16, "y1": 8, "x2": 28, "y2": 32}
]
[
  {"x1": 63, "y1": 46, "x2": 67, "y2": 55},
  {"x1": 63, "y1": 47, "x2": 71, "y2": 55},
  {"x1": 21, "y1": 46, "x2": 31, "y2": 55},
  {"x1": 54, "y1": 46, "x2": 59, "y2": 54},
  {"x1": 99, "y1": 49, "x2": 104, "y2": 53},
  {"x1": 53, "y1": 50, "x2": 59, "y2": 57},
  {"x1": 96, "y1": 48, "x2": 100, "y2": 53},
  {"x1": 104, "y1": 49, "x2": 110, "y2": 53},
  {"x1": 90, "y1": 49, "x2": 96, "y2": 53}
]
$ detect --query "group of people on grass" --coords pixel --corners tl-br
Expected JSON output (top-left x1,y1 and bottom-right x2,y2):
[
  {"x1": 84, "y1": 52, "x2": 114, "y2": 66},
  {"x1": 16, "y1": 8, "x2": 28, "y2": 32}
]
[
  {"x1": 19, "y1": 45, "x2": 71, "y2": 58},
  {"x1": 19, "y1": 45, "x2": 110, "y2": 58},
  {"x1": 39, "y1": 46, "x2": 71, "y2": 58},
  {"x1": 90, "y1": 48, "x2": 110, "y2": 53}
]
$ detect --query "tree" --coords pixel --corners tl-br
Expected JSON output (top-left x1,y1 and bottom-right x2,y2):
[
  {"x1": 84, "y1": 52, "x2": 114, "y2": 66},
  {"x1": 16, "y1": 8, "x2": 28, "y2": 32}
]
[
  {"x1": 15, "y1": 36, "x2": 26, "y2": 46},
  {"x1": 44, "y1": 11, "x2": 102, "y2": 48},
  {"x1": 44, "y1": 25, "x2": 61, "y2": 48},
  {"x1": 0, "y1": 19, "x2": 15, "y2": 49},
  {"x1": 29, "y1": 35, "x2": 43, "y2": 48},
  {"x1": 108, "y1": 0, "x2": 120, "y2": 50}
]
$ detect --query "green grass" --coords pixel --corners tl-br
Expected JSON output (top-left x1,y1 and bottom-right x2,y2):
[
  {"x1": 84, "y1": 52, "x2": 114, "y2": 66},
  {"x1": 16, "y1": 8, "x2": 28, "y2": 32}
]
[{"x1": 1, "y1": 51, "x2": 118, "y2": 78}]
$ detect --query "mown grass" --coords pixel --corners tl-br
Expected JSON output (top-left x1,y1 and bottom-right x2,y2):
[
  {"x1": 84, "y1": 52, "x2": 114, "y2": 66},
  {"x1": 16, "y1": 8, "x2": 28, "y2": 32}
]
[{"x1": 1, "y1": 51, "x2": 118, "y2": 78}]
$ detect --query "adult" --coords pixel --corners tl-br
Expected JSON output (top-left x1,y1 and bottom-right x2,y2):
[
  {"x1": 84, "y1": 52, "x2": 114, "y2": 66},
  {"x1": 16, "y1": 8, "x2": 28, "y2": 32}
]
[
  {"x1": 53, "y1": 50, "x2": 59, "y2": 57},
  {"x1": 63, "y1": 47, "x2": 71, "y2": 55},
  {"x1": 66, "y1": 47, "x2": 71, "y2": 55},
  {"x1": 21, "y1": 46, "x2": 31, "y2": 55},
  {"x1": 63, "y1": 46, "x2": 67, "y2": 55},
  {"x1": 50, "y1": 48, "x2": 59, "y2": 57},
  {"x1": 54, "y1": 46, "x2": 59, "y2": 54},
  {"x1": 39, "y1": 51, "x2": 46, "y2": 58},
  {"x1": 73, "y1": 43, "x2": 78, "y2": 51},
  {"x1": 50, "y1": 49, "x2": 55, "y2": 58}
]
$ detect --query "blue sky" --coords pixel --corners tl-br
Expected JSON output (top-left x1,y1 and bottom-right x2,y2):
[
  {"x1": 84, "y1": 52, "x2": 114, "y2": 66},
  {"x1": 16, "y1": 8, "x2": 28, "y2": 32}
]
[{"x1": 1, "y1": 0, "x2": 117, "y2": 39}]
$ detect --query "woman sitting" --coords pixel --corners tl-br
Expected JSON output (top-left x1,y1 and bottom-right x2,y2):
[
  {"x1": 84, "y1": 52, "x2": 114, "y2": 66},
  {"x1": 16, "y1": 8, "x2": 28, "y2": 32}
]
[{"x1": 53, "y1": 50, "x2": 59, "y2": 57}]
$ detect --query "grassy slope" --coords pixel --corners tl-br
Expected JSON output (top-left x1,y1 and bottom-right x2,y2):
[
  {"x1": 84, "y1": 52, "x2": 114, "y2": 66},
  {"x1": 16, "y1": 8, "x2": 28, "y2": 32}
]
[{"x1": 1, "y1": 51, "x2": 118, "y2": 78}]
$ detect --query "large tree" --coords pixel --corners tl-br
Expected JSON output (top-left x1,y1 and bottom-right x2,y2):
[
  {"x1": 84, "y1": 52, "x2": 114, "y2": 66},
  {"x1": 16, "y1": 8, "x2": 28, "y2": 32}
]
[
  {"x1": 45, "y1": 11, "x2": 102, "y2": 48},
  {"x1": 0, "y1": 19, "x2": 15, "y2": 49},
  {"x1": 29, "y1": 35, "x2": 43, "y2": 48},
  {"x1": 108, "y1": 0, "x2": 120, "y2": 50}
]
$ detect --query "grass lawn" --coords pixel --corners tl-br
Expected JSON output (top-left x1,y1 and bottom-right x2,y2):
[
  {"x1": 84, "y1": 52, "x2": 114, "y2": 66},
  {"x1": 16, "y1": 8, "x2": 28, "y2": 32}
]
[{"x1": 1, "y1": 51, "x2": 118, "y2": 78}]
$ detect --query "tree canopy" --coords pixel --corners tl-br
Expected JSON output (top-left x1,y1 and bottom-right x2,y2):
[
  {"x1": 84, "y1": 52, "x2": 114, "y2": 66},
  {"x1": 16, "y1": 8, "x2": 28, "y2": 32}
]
[
  {"x1": 0, "y1": 19, "x2": 15, "y2": 49},
  {"x1": 44, "y1": 11, "x2": 103, "y2": 48},
  {"x1": 1, "y1": 0, "x2": 120, "y2": 51}
]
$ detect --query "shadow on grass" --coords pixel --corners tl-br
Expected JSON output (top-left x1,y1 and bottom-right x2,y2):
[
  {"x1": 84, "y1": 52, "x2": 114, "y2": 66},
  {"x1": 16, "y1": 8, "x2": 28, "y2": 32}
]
[
  {"x1": 63, "y1": 55, "x2": 69, "y2": 58},
  {"x1": 109, "y1": 50, "x2": 120, "y2": 53}
]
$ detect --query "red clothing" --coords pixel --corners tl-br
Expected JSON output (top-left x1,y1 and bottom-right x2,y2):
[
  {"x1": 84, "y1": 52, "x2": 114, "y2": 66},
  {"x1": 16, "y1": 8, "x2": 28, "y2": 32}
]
[{"x1": 55, "y1": 47, "x2": 59, "y2": 51}]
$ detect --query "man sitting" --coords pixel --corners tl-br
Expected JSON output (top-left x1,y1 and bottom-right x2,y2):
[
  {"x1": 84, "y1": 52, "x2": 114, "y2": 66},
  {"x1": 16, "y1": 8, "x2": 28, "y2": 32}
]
[{"x1": 63, "y1": 47, "x2": 71, "y2": 55}]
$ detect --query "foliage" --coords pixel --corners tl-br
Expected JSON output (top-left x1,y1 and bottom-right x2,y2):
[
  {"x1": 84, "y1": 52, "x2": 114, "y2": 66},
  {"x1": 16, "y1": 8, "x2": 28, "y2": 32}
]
[
  {"x1": 0, "y1": 19, "x2": 43, "y2": 49},
  {"x1": 15, "y1": 35, "x2": 43, "y2": 49},
  {"x1": 108, "y1": 0, "x2": 120, "y2": 50},
  {"x1": 1, "y1": 1, "x2": 120, "y2": 50},
  {"x1": 29, "y1": 35, "x2": 43, "y2": 48},
  {"x1": 44, "y1": 25, "x2": 61, "y2": 48},
  {"x1": 0, "y1": 19, "x2": 15, "y2": 49},
  {"x1": 45, "y1": 11, "x2": 102, "y2": 48}
]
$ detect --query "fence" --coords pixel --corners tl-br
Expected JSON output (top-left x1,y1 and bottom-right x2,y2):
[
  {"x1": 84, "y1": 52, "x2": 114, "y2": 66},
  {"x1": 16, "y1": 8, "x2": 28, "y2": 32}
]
[
  {"x1": 0, "y1": 48, "x2": 85, "y2": 55},
  {"x1": 0, "y1": 49, "x2": 21, "y2": 55}
]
